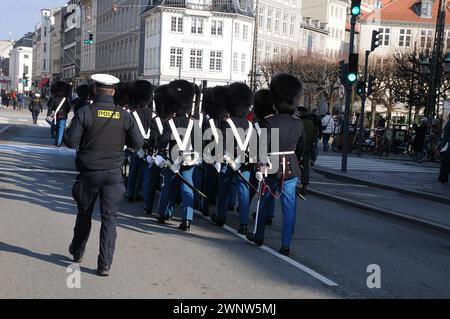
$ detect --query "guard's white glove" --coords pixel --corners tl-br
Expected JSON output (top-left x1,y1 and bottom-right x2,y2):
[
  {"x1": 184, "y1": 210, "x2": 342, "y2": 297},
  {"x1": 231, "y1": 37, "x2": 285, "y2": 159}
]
[
  {"x1": 146, "y1": 155, "x2": 155, "y2": 166},
  {"x1": 155, "y1": 155, "x2": 166, "y2": 168},
  {"x1": 255, "y1": 171, "x2": 264, "y2": 182},
  {"x1": 214, "y1": 162, "x2": 221, "y2": 173},
  {"x1": 137, "y1": 149, "x2": 145, "y2": 159}
]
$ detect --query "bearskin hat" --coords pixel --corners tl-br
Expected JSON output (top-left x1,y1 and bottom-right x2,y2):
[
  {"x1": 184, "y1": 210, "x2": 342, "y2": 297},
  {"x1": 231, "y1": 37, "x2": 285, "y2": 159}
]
[
  {"x1": 153, "y1": 85, "x2": 172, "y2": 119},
  {"x1": 226, "y1": 82, "x2": 253, "y2": 118},
  {"x1": 76, "y1": 84, "x2": 90, "y2": 100},
  {"x1": 253, "y1": 89, "x2": 274, "y2": 120},
  {"x1": 166, "y1": 80, "x2": 195, "y2": 115},
  {"x1": 269, "y1": 73, "x2": 302, "y2": 114},
  {"x1": 204, "y1": 86, "x2": 229, "y2": 120},
  {"x1": 129, "y1": 80, "x2": 154, "y2": 109},
  {"x1": 113, "y1": 82, "x2": 131, "y2": 107},
  {"x1": 51, "y1": 81, "x2": 71, "y2": 98}
]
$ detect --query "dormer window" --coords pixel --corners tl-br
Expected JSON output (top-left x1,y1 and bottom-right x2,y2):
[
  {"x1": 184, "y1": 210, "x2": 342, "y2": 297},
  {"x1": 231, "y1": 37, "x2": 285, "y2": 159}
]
[{"x1": 421, "y1": 1, "x2": 433, "y2": 18}]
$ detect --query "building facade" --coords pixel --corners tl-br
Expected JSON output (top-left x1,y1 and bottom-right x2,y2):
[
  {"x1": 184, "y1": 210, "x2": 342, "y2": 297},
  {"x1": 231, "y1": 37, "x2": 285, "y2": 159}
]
[
  {"x1": 142, "y1": 1, "x2": 255, "y2": 86},
  {"x1": 62, "y1": 1, "x2": 82, "y2": 82},
  {"x1": 32, "y1": 9, "x2": 54, "y2": 92},
  {"x1": 80, "y1": 0, "x2": 98, "y2": 79},
  {"x1": 51, "y1": 8, "x2": 64, "y2": 82},
  {"x1": 9, "y1": 33, "x2": 34, "y2": 92}
]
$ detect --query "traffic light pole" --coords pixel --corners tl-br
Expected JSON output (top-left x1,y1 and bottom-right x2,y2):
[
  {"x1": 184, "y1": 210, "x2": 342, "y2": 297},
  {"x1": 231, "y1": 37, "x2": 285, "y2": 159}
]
[
  {"x1": 341, "y1": 14, "x2": 357, "y2": 173},
  {"x1": 357, "y1": 50, "x2": 370, "y2": 157}
]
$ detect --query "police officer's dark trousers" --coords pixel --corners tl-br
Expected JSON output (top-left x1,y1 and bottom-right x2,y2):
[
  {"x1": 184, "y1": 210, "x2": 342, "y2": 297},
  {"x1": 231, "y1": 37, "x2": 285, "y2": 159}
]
[{"x1": 71, "y1": 169, "x2": 125, "y2": 269}]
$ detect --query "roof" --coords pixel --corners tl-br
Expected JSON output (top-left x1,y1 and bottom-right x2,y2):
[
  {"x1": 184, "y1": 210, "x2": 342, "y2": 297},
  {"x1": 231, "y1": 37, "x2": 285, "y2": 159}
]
[{"x1": 361, "y1": 0, "x2": 450, "y2": 25}]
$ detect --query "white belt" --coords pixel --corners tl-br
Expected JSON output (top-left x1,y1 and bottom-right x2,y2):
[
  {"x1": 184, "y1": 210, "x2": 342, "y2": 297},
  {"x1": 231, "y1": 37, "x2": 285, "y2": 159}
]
[{"x1": 268, "y1": 151, "x2": 295, "y2": 156}]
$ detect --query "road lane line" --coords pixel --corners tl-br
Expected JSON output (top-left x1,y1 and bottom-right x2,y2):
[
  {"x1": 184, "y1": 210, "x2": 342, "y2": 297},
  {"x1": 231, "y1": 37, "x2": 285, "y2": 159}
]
[
  {"x1": 0, "y1": 125, "x2": 12, "y2": 134},
  {"x1": 195, "y1": 212, "x2": 338, "y2": 287}
]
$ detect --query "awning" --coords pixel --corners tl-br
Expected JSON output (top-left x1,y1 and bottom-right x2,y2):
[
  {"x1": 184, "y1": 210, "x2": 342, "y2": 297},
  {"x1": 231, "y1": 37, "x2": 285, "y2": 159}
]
[{"x1": 38, "y1": 78, "x2": 50, "y2": 88}]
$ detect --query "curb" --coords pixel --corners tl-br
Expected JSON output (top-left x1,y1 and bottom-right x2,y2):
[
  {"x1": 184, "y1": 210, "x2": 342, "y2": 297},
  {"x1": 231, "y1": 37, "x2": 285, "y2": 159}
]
[
  {"x1": 308, "y1": 188, "x2": 450, "y2": 235},
  {"x1": 313, "y1": 167, "x2": 450, "y2": 206}
]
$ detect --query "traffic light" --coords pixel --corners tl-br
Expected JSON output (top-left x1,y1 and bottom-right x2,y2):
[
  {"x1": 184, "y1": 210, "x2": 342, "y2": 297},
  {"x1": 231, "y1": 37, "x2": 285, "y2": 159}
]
[
  {"x1": 84, "y1": 33, "x2": 94, "y2": 45},
  {"x1": 22, "y1": 73, "x2": 29, "y2": 86},
  {"x1": 367, "y1": 75, "x2": 376, "y2": 96},
  {"x1": 356, "y1": 81, "x2": 365, "y2": 97},
  {"x1": 370, "y1": 30, "x2": 382, "y2": 52},
  {"x1": 347, "y1": 53, "x2": 359, "y2": 83},
  {"x1": 350, "y1": 0, "x2": 362, "y2": 16},
  {"x1": 339, "y1": 60, "x2": 348, "y2": 84}
]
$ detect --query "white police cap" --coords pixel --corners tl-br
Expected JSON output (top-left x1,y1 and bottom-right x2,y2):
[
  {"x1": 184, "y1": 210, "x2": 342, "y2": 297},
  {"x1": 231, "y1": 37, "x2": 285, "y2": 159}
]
[{"x1": 91, "y1": 74, "x2": 120, "y2": 87}]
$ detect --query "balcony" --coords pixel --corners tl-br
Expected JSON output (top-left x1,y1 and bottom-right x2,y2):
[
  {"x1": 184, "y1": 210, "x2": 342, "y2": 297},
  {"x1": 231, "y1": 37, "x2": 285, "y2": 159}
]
[{"x1": 151, "y1": 0, "x2": 254, "y2": 17}]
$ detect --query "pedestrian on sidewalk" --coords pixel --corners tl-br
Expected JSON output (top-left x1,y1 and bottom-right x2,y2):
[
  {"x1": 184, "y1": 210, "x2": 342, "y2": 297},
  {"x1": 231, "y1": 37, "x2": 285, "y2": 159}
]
[
  {"x1": 413, "y1": 117, "x2": 428, "y2": 163},
  {"x1": 321, "y1": 111, "x2": 334, "y2": 152},
  {"x1": 28, "y1": 93, "x2": 43, "y2": 124},
  {"x1": 18, "y1": 92, "x2": 24, "y2": 111},
  {"x1": 47, "y1": 81, "x2": 71, "y2": 147},
  {"x1": 439, "y1": 114, "x2": 450, "y2": 186},
  {"x1": 11, "y1": 91, "x2": 17, "y2": 110}
]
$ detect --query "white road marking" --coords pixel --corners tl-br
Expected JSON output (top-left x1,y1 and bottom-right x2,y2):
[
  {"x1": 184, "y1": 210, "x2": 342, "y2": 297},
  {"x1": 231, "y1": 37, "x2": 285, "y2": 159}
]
[
  {"x1": 0, "y1": 125, "x2": 12, "y2": 135},
  {"x1": 18, "y1": 119, "x2": 28, "y2": 123},
  {"x1": 195, "y1": 211, "x2": 338, "y2": 287}
]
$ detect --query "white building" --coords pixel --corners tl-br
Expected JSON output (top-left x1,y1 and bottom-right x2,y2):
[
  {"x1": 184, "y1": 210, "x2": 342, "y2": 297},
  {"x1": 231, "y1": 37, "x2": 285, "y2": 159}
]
[
  {"x1": 142, "y1": 1, "x2": 255, "y2": 86},
  {"x1": 62, "y1": 1, "x2": 82, "y2": 82},
  {"x1": 9, "y1": 33, "x2": 34, "y2": 92},
  {"x1": 302, "y1": 0, "x2": 350, "y2": 60},
  {"x1": 359, "y1": 0, "x2": 450, "y2": 66},
  {"x1": 33, "y1": 9, "x2": 54, "y2": 90},
  {"x1": 51, "y1": 8, "x2": 63, "y2": 81},
  {"x1": 80, "y1": 0, "x2": 98, "y2": 79}
]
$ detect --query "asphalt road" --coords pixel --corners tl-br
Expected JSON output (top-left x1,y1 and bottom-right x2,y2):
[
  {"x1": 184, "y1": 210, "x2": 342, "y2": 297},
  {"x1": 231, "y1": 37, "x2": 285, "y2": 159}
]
[{"x1": 0, "y1": 108, "x2": 449, "y2": 299}]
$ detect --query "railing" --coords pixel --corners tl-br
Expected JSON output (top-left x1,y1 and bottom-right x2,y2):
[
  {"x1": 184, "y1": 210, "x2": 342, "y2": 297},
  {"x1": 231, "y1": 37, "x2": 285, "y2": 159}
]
[{"x1": 157, "y1": 0, "x2": 254, "y2": 16}]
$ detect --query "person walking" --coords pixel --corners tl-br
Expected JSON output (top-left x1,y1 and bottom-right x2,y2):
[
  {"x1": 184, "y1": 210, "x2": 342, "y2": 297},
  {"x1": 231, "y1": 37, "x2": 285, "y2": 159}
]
[
  {"x1": 413, "y1": 118, "x2": 428, "y2": 163},
  {"x1": 321, "y1": 111, "x2": 334, "y2": 152},
  {"x1": 439, "y1": 114, "x2": 450, "y2": 185},
  {"x1": 64, "y1": 74, "x2": 144, "y2": 276},
  {"x1": 28, "y1": 93, "x2": 43, "y2": 124},
  {"x1": 18, "y1": 92, "x2": 24, "y2": 111},
  {"x1": 47, "y1": 81, "x2": 71, "y2": 147}
]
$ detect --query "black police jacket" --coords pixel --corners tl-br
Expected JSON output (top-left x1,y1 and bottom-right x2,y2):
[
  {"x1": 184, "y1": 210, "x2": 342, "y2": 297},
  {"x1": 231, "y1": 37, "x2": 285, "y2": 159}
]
[
  {"x1": 264, "y1": 114, "x2": 305, "y2": 180},
  {"x1": 64, "y1": 94, "x2": 144, "y2": 171}
]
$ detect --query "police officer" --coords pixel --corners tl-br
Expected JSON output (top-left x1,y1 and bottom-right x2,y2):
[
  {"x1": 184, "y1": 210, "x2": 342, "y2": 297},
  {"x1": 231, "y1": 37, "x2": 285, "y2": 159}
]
[
  {"x1": 64, "y1": 74, "x2": 144, "y2": 276},
  {"x1": 211, "y1": 82, "x2": 255, "y2": 235},
  {"x1": 246, "y1": 73, "x2": 305, "y2": 256}
]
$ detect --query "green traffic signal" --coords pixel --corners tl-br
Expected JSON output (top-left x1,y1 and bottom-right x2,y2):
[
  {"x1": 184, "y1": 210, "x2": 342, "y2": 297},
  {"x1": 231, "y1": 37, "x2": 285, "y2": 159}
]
[
  {"x1": 347, "y1": 73, "x2": 357, "y2": 82},
  {"x1": 351, "y1": 7, "x2": 361, "y2": 15},
  {"x1": 350, "y1": 0, "x2": 362, "y2": 16}
]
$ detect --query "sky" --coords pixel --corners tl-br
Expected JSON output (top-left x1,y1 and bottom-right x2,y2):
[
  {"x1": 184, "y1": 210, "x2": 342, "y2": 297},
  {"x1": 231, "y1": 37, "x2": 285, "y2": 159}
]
[{"x1": 0, "y1": 0, "x2": 68, "y2": 41}]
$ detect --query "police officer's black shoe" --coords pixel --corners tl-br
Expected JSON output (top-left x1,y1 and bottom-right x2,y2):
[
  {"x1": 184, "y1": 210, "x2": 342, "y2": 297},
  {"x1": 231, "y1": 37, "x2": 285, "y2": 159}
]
[
  {"x1": 178, "y1": 220, "x2": 191, "y2": 231},
  {"x1": 279, "y1": 246, "x2": 290, "y2": 256},
  {"x1": 237, "y1": 224, "x2": 247, "y2": 234},
  {"x1": 69, "y1": 244, "x2": 83, "y2": 263},
  {"x1": 266, "y1": 216, "x2": 273, "y2": 226},
  {"x1": 211, "y1": 214, "x2": 225, "y2": 227},
  {"x1": 157, "y1": 216, "x2": 166, "y2": 224},
  {"x1": 252, "y1": 212, "x2": 256, "y2": 220},
  {"x1": 96, "y1": 267, "x2": 110, "y2": 277},
  {"x1": 245, "y1": 233, "x2": 264, "y2": 246}
]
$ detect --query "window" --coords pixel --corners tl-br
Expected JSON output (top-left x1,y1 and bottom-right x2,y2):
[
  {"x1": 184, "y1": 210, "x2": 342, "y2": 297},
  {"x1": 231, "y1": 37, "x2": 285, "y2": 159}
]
[
  {"x1": 44, "y1": 27, "x2": 47, "y2": 37},
  {"x1": 379, "y1": 28, "x2": 390, "y2": 46},
  {"x1": 24, "y1": 54, "x2": 29, "y2": 59},
  {"x1": 211, "y1": 20, "x2": 223, "y2": 36},
  {"x1": 233, "y1": 52, "x2": 239, "y2": 72},
  {"x1": 44, "y1": 43, "x2": 47, "y2": 53},
  {"x1": 190, "y1": 49, "x2": 202, "y2": 69},
  {"x1": 290, "y1": 16, "x2": 296, "y2": 37},
  {"x1": 273, "y1": 46, "x2": 279, "y2": 60},
  {"x1": 241, "y1": 53, "x2": 246, "y2": 72},
  {"x1": 265, "y1": 44, "x2": 271, "y2": 61},
  {"x1": 171, "y1": 16, "x2": 183, "y2": 33},
  {"x1": 234, "y1": 22, "x2": 240, "y2": 39},
  {"x1": 24, "y1": 65, "x2": 29, "y2": 74},
  {"x1": 282, "y1": 14, "x2": 288, "y2": 34},
  {"x1": 191, "y1": 18, "x2": 203, "y2": 34},
  {"x1": 209, "y1": 51, "x2": 222, "y2": 71},
  {"x1": 243, "y1": 24, "x2": 248, "y2": 40},
  {"x1": 275, "y1": 11, "x2": 280, "y2": 33},
  {"x1": 267, "y1": 9, "x2": 273, "y2": 31},
  {"x1": 170, "y1": 48, "x2": 183, "y2": 68},
  {"x1": 422, "y1": 3, "x2": 432, "y2": 18},
  {"x1": 447, "y1": 31, "x2": 450, "y2": 49},
  {"x1": 258, "y1": 6, "x2": 264, "y2": 28},
  {"x1": 420, "y1": 30, "x2": 433, "y2": 48},
  {"x1": 43, "y1": 59, "x2": 46, "y2": 69},
  {"x1": 399, "y1": 29, "x2": 412, "y2": 47}
]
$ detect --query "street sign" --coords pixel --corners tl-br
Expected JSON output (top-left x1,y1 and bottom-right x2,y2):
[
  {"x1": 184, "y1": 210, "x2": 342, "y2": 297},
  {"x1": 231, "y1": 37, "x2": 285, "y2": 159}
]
[{"x1": 339, "y1": 84, "x2": 346, "y2": 98}]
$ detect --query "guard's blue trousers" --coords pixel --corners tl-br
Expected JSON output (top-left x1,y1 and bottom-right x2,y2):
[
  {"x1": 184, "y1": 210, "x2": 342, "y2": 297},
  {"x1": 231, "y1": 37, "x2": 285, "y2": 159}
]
[
  {"x1": 127, "y1": 153, "x2": 144, "y2": 200},
  {"x1": 157, "y1": 167, "x2": 194, "y2": 221},
  {"x1": 250, "y1": 172, "x2": 274, "y2": 218},
  {"x1": 254, "y1": 177, "x2": 298, "y2": 247},
  {"x1": 217, "y1": 166, "x2": 250, "y2": 225},
  {"x1": 143, "y1": 163, "x2": 161, "y2": 213}
]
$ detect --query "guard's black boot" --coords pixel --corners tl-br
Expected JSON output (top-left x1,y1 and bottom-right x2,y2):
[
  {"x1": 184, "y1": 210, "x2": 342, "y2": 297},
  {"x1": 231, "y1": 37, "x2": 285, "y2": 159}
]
[
  {"x1": 228, "y1": 204, "x2": 235, "y2": 211},
  {"x1": 279, "y1": 246, "x2": 290, "y2": 256},
  {"x1": 157, "y1": 215, "x2": 166, "y2": 224},
  {"x1": 245, "y1": 233, "x2": 264, "y2": 246},
  {"x1": 96, "y1": 267, "x2": 110, "y2": 277},
  {"x1": 266, "y1": 216, "x2": 273, "y2": 226},
  {"x1": 237, "y1": 224, "x2": 247, "y2": 234},
  {"x1": 300, "y1": 185, "x2": 307, "y2": 196},
  {"x1": 69, "y1": 244, "x2": 84, "y2": 263},
  {"x1": 178, "y1": 220, "x2": 191, "y2": 231},
  {"x1": 211, "y1": 214, "x2": 225, "y2": 227}
]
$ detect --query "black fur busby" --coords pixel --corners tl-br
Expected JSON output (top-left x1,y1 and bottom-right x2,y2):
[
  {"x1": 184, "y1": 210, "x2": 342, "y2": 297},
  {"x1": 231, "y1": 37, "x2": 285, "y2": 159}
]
[
  {"x1": 269, "y1": 73, "x2": 302, "y2": 114},
  {"x1": 129, "y1": 80, "x2": 154, "y2": 109},
  {"x1": 153, "y1": 85, "x2": 172, "y2": 119},
  {"x1": 166, "y1": 80, "x2": 195, "y2": 115},
  {"x1": 113, "y1": 82, "x2": 131, "y2": 107},
  {"x1": 204, "y1": 86, "x2": 229, "y2": 120},
  {"x1": 226, "y1": 82, "x2": 253, "y2": 118},
  {"x1": 76, "y1": 84, "x2": 90, "y2": 100},
  {"x1": 51, "y1": 81, "x2": 71, "y2": 98},
  {"x1": 253, "y1": 89, "x2": 274, "y2": 120}
]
